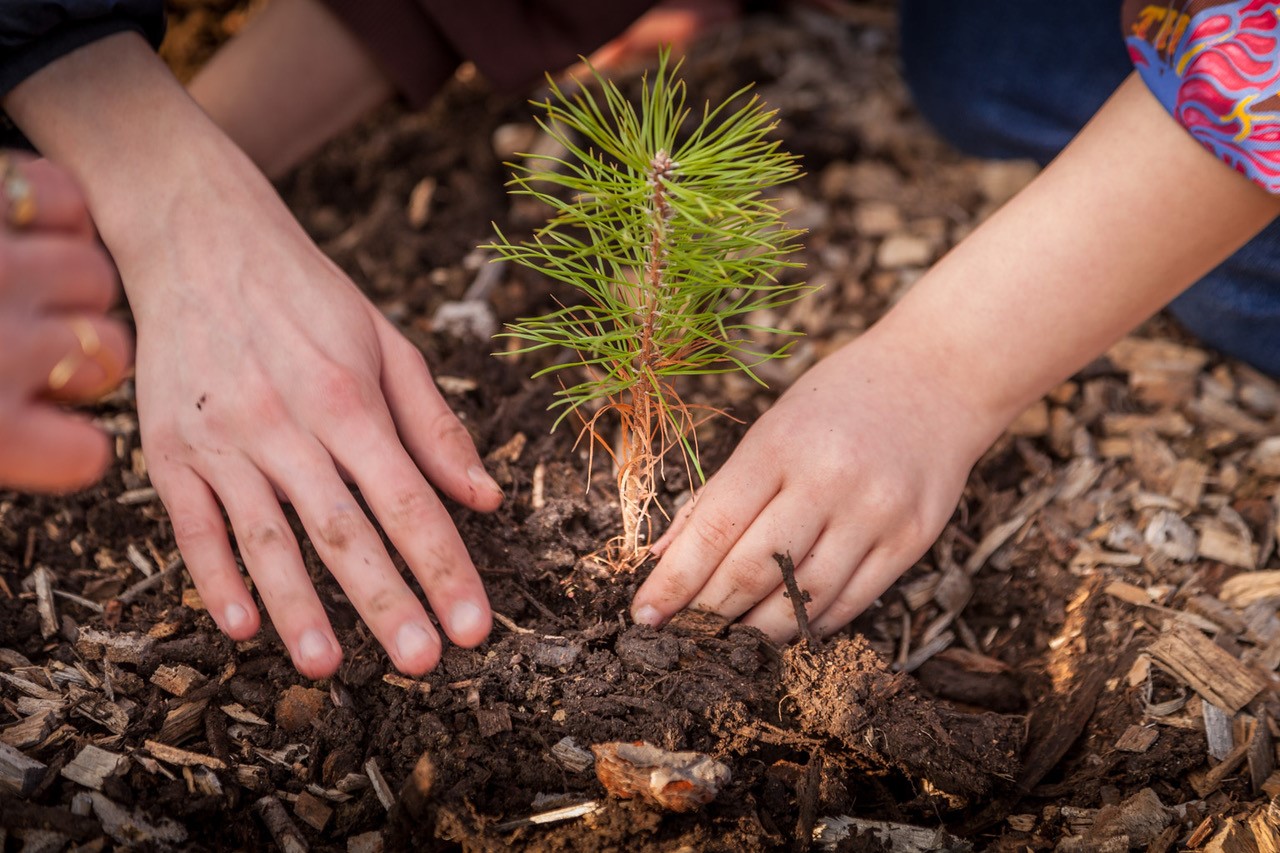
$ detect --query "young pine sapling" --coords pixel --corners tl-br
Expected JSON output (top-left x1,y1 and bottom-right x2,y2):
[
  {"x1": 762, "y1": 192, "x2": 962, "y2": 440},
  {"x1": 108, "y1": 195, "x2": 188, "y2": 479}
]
[{"x1": 489, "y1": 53, "x2": 809, "y2": 566}]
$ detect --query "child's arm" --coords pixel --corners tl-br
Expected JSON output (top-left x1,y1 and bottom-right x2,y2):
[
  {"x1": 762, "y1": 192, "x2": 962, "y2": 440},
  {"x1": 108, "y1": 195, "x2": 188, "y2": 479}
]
[
  {"x1": 632, "y1": 74, "x2": 1280, "y2": 638},
  {"x1": 5, "y1": 33, "x2": 503, "y2": 678}
]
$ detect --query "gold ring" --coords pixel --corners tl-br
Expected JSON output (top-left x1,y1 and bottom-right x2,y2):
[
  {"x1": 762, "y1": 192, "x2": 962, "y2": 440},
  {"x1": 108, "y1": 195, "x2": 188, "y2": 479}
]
[
  {"x1": 0, "y1": 155, "x2": 36, "y2": 229},
  {"x1": 47, "y1": 318, "x2": 102, "y2": 392}
]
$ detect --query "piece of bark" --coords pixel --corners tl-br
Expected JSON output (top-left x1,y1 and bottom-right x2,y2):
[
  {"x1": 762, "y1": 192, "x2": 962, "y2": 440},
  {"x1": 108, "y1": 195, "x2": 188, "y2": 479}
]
[
  {"x1": 69, "y1": 691, "x2": 135, "y2": 737},
  {"x1": 364, "y1": 758, "x2": 395, "y2": 811},
  {"x1": 61, "y1": 745, "x2": 127, "y2": 791},
  {"x1": 0, "y1": 672, "x2": 60, "y2": 701},
  {"x1": 1198, "y1": 520, "x2": 1258, "y2": 570},
  {"x1": 149, "y1": 664, "x2": 206, "y2": 697},
  {"x1": 143, "y1": 740, "x2": 226, "y2": 770},
  {"x1": 0, "y1": 741, "x2": 45, "y2": 797},
  {"x1": 156, "y1": 699, "x2": 209, "y2": 745},
  {"x1": 1146, "y1": 623, "x2": 1265, "y2": 713},
  {"x1": 1220, "y1": 571, "x2": 1280, "y2": 608},
  {"x1": 1114, "y1": 725, "x2": 1158, "y2": 753},
  {"x1": 551, "y1": 737, "x2": 594, "y2": 773},
  {"x1": 0, "y1": 710, "x2": 57, "y2": 750},
  {"x1": 74, "y1": 629, "x2": 155, "y2": 667},
  {"x1": 293, "y1": 790, "x2": 332, "y2": 832},
  {"x1": 221, "y1": 703, "x2": 269, "y2": 726},
  {"x1": 255, "y1": 796, "x2": 308, "y2": 853},
  {"x1": 1086, "y1": 788, "x2": 1171, "y2": 847},
  {"x1": 1203, "y1": 816, "x2": 1260, "y2": 853},
  {"x1": 1248, "y1": 715, "x2": 1274, "y2": 795},
  {"x1": 32, "y1": 567, "x2": 57, "y2": 640},
  {"x1": 1248, "y1": 806, "x2": 1280, "y2": 853},
  {"x1": 1203, "y1": 702, "x2": 1235, "y2": 761},
  {"x1": 812, "y1": 816, "x2": 972, "y2": 852}
]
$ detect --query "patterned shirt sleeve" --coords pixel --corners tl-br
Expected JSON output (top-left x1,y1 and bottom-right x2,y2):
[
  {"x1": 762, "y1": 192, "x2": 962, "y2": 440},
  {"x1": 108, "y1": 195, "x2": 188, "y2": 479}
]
[{"x1": 1123, "y1": 0, "x2": 1280, "y2": 192}]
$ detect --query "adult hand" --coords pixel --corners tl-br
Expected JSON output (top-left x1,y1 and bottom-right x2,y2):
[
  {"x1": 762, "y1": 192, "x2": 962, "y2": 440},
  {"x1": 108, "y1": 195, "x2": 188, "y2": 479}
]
[
  {"x1": 0, "y1": 154, "x2": 132, "y2": 492},
  {"x1": 631, "y1": 334, "x2": 1001, "y2": 640},
  {"x1": 123, "y1": 152, "x2": 503, "y2": 680}
]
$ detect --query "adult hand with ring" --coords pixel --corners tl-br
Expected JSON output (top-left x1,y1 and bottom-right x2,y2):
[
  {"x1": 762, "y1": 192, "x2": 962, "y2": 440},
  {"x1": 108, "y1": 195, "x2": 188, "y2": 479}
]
[{"x1": 0, "y1": 152, "x2": 133, "y2": 492}]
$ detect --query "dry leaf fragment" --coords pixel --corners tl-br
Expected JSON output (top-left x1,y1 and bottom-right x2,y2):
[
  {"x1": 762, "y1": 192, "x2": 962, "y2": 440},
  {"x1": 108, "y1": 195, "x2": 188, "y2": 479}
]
[{"x1": 592, "y1": 741, "x2": 730, "y2": 812}]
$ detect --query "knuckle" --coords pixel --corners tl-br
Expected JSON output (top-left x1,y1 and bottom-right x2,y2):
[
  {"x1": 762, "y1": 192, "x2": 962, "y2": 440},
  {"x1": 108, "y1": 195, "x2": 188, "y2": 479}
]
[
  {"x1": 688, "y1": 506, "x2": 740, "y2": 556},
  {"x1": 169, "y1": 510, "x2": 225, "y2": 547},
  {"x1": 315, "y1": 365, "x2": 370, "y2": 415},
  {"x1": 245, "y1": 382, "x2": 289, "y2": 429},
  {"x1": 318, "y1": 510, "x2": 364, "y2": 553},
  {"x1": 385, "y1": 489, "x2": 435, "y2": 531},
  {"x1": 240, "y1": 519, "x2": 293, "y2": 556},
  {"x1": 652, "y1": 571, "x2": 697, "y2": 607},
  {"x1": 722, "y1": 558, "x2": 779, "y2": 601},
  {"x1": 364, "y1": 587, "x2": 405, "y2": 618}
]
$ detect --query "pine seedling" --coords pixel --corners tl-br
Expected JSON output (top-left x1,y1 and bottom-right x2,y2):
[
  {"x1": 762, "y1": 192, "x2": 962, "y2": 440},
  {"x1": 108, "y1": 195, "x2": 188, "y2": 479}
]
[{"x1": 489, "y1": 52, "x2": 809, "y2": 566}]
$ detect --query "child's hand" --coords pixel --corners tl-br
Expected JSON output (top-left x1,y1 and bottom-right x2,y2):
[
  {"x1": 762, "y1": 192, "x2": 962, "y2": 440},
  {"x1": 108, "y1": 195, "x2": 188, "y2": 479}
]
[{"x1": 631, "y1": 332, "x2": 1003, "y2": 640}]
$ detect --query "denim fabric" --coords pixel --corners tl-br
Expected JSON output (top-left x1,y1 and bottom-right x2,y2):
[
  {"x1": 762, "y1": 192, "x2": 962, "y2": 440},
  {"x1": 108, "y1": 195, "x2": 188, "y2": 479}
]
[{"x1": 899, "y1": 0, "x2": 1280, "y2": 377}]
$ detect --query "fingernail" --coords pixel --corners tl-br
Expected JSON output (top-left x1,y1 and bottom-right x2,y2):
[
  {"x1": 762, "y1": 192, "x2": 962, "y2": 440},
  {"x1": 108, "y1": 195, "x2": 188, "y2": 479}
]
[
  {"x1": 633, "y1": 604, "x2": 662, "y2": 627},
  {"x1": 298, "y1": 629, "x2": 333, "y2": 667},
  {"x1": 449, "y1": 601, "x2": 488, "y2": 638},
  {"x1": 396, "y1": 622, "x2": 437, "y2": 663},
  {"x1": 224, "y1": 603, "x2": 252, "y2": 634},
  {"x1": 468, "y1": 465, "x2": 502, "y2": 494}
]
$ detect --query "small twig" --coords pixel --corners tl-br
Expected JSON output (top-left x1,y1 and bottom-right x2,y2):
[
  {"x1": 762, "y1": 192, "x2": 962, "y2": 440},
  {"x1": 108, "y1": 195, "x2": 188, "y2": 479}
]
[
  {"x1": 774, "y1": 552, "x2": 817, "y2": 648},
  {"x1": 52, "y1": 589, "x2": 105, "y2": 614},
  {"x1": 117, "y1": 556, "x2": 185, "y2": 604},
  {"x1": 491, "y1": 611, "x2": 534, "y2": 635}
]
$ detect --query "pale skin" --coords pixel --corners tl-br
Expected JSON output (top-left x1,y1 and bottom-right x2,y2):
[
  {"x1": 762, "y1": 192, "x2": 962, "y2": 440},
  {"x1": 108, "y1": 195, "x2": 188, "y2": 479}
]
[
  {"x1": 0, "y1": 155, "x2": 132, "y2": 492},
  {"x1": 632, "y1": 74, "x2": 1280, "y2": 639},
  {"x1": 5, "y1": 29, "x2": 502, "y2": 680}
]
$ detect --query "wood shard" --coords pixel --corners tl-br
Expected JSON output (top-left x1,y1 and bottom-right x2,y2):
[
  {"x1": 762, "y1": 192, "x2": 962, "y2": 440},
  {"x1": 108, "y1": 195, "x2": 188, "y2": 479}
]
[
  {"x1": 74, "y1": 628, "x2": 155, "y2": 666},
  {"x1": 144, "y1": 739, "x2": 227, "y2": 770},
  {"x1": 150, "y1": 664, "x2": 206, "y2": 697},
  {"x1": 364, "y1": 758, "x2": 395, "y2": 811},
  {"x1": 1114, "y1": 724, "x2": 1158, "y2": 753},
  {"x1": 293, "y1": 790, "x2": 332, "y2": 832},
  {"x1": 0, "y1": 740, "x2": 46, "y2": 797},
  {"x1": 592, "y1": 741, "x2": 731, "y2": 813},
  {"x1": 61, "y1": 745, "x2": 128, "y2": 791},
  {"x1": 812, "y1": 816, "x2": 972, "y2": 852},
  {"x1": 1146, "y1": 623, "x2": 1265, "y2": 713},
  {"x1": 1220, "y1": 570, "x2": 1280, "y2": 608},
  {"x1": 0, "y1": 709, "x2": 57, "y2": 750},
  {"x1": 255, "y1": 795, "x2": 309, "y2": 853},
  {"x1": 551, "y1": 736, "x2": 595, "y2": 773},
  {"x1": 1198, "y1": 520, "x2": 1258, "y2": 570}
]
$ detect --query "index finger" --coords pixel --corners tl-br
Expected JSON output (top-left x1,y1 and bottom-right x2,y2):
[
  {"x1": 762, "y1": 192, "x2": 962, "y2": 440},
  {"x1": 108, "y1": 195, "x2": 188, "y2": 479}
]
[{"x1": 631, "y1": 456, "x2": 780, "y2": 626}]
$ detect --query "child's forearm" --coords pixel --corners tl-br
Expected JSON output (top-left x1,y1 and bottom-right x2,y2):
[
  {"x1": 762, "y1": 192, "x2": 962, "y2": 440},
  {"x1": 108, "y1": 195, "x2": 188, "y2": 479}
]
[
  {"x1": 873, "y1": 73, "x2": 1280, "y2": 431},
  {"x1": 2, "y1": 32, "x2": 286, "y2": 289},
  {"x1": 188, "y1": 0, "x2": 393, "y2": 178}
]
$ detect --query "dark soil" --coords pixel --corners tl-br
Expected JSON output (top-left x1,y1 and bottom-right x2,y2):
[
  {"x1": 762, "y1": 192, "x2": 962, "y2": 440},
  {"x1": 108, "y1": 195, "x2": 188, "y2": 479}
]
[{"x1": 2, "y1": 3, "x2": 1278, "y2": 852}]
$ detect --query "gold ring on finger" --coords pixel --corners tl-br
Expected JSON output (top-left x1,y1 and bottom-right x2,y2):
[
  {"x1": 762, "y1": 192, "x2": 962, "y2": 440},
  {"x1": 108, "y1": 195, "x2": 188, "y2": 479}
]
[
  {"x1": 0, "y1": 155, "x2": 36, "y2": 230},
  {"x1": 47, "y1": 317, "x2": 103, "y2": 392}
]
